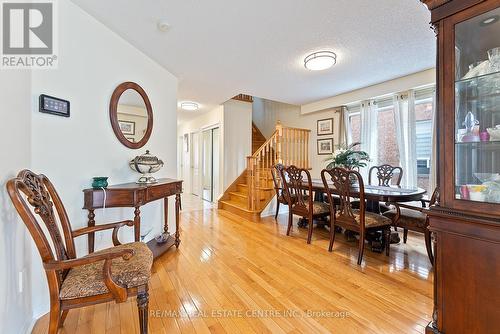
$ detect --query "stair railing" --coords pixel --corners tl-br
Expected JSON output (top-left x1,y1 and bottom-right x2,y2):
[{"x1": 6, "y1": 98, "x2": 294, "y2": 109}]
[{"x1": 247, "y1": 121, "x2": 310, "y2": 210}]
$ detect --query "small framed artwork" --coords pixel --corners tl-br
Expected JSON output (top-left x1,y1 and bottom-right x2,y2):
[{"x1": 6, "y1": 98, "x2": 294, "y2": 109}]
[
  {"x1": 119, "y1": 120, "x2": 135, "y2": 135},
  {"x1": 317, "y1": 138, "x2": 334, "y2": 155},
  {"x1": 317, "y1": 118, "x2": 333, "y2": 136},
  {"x1": 125, "y1": 136, "x2": 135, "y2": 143}
]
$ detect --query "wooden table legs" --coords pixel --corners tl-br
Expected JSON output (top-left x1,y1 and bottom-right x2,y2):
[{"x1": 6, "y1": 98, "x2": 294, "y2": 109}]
[
  {"x1": 88, "y1": 209, "x2": 95, "y2": 253},
  {"x1": 134, "y1": 206, "x2": 141, "y2": 242},
  {"x1": 175, "y1": 193, "x2": 181, "y2": 247}
]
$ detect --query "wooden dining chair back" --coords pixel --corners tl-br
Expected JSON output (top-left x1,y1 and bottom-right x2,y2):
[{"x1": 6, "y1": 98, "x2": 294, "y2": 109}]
[
  {"x1": 6, "y1": 170, "x2": 152, "y2": 334},
  {"x1": 369, "y1": 164, "x2": 403, "y2": 186},
  {"x1": 271, "y1": 164, "x2": 288, "y2": 220},
  {"x1": 321, "y1": 167, "x2": 392, "y2": 265},
  {"x1": 280, "y1": 165, "x2": 330, "y2": 244}
]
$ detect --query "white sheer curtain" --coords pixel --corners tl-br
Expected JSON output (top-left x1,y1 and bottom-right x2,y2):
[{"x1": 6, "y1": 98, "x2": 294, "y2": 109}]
[
  {"x1": 360, "y1": 100, "x2": 378, "y2": 180},
  {"x1": 340, "y1": 106, "x2": 349, "y2": 146},
  {"x1": 428, "y1": 91, "x2": 438, "y2": 195},
  {"x1": 393, "y1": 91, "x2": 417, "y2": 187}
]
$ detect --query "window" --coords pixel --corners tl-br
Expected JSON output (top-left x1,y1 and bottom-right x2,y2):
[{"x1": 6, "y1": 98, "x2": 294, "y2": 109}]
[
  {"x1": 347, "y1": 103, "x2": 360, "y2": 146},
  {"x1": 414, "y1": 87, "x2": 435, "y2": 191},
  {"x1": 375, "y1": 97, "x2": 400, "y2": 167}
]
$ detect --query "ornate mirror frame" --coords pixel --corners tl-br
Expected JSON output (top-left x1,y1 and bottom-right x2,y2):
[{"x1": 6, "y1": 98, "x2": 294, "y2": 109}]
[{"x1": 109, "y1": 81, "x2": 153, "y2": 149}]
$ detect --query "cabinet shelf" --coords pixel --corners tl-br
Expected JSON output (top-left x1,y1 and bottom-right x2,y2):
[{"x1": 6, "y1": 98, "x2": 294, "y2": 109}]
[{"x1": 455, "y1": 70, "x2": 500, "y2": 85}]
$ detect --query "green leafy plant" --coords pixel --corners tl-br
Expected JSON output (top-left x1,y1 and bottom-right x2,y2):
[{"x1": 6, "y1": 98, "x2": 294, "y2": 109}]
[{"x1": 324, "y1": 142, "x2": 370, "y2": 170}]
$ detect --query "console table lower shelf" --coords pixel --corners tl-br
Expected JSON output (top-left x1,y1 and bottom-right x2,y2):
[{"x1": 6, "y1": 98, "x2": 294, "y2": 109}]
[{"x1": 83, "y1": 178, "x2": 183, "y2": 259}]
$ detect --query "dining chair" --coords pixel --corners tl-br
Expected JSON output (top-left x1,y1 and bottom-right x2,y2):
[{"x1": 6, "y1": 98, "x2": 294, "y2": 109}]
[
  {"x1": 352, "y1": 164, "x2": 404, "y2": 213},
  {"x1": 383, "y1": 188, "x2": 440, "y2": 264},
  {"x1": 6, "y1": 170, "x2": 153, "y2": 334},
  {"x1": 271, "y1": 164, "x2": 288, "y2": 220},
  {"x1": 369, "y1": 164, "x2": 403, "y2": 186},
  {"x1": 280, "y1": 165, "x2": 330, "y2": 244},
  {"x1": 321, "y1": 167, "x2": 392, "y2": 265}
]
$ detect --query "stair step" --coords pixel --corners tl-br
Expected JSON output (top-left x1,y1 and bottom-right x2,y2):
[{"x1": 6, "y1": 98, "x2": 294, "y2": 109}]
[
  {"x1": 229, "y1": 191, "x2": 266, "y2": 202},
  {"x1": 237, "y1": 183, "x2": 274, "y2": 191},
  {"x1": 219, "y1": 200, "x2": 260, "y2": 213}
]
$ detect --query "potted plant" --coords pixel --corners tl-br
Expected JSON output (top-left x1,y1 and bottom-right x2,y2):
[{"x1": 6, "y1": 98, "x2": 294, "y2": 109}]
[{"x1": 324, "y1": 142, "x2": 370, "y2": 171}]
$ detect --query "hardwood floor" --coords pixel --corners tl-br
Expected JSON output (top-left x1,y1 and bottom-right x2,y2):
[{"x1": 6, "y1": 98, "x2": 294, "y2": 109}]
[{"x1": 33, "y1": 203, "x2": 433, "y2": 334}]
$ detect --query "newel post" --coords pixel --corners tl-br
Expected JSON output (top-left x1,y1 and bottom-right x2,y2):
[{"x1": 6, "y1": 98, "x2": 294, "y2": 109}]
[{"x1": 276, "y1": 121, "x2": 283, "y2": 165}]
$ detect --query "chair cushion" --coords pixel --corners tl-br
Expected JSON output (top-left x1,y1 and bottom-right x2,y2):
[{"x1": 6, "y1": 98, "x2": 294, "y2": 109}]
[
  {"x1": 350, "y1": 210, "x2": 391, "y2": 228},
  {"x1": 60, "y1": 242, "x2": 153, "y2": 300},
  {"x1": 311, "y1": 201, "x2": 330, "y2": 215},
  {"x1": 383, "y1": 207, "x2": 427, "y2": 230}
]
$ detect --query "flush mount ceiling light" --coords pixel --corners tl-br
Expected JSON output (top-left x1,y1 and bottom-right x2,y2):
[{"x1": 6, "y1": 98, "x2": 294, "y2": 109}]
[
  {"x1": 180, "y1": 101, "x2": 199, "y2": 111},
  {"x1": 480, "y1": 15, "x2": 499, "y2": 26},
  {"x1": 304, "y1": 51, "x2": 337, "y2": 71}
]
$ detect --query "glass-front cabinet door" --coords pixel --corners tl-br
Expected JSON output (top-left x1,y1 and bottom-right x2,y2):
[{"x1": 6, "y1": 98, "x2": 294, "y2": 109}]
[{"x1": 454, "y1": 6, "x2": 500, "y2": 205}]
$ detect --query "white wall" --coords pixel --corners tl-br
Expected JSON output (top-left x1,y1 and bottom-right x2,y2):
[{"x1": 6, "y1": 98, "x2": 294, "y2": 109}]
[
  {"x1": 0, "y1": 72, "x2": 35, "y2": 334},
  {"x1": 301, "y1": 68, "x2": 435, "y2": 114},
  {"x1": 0, "y1": 1, "x2": 178, "y2": 331},
  {"x1": 222, "y1": 100, "x2": 252, "y2": 190}
]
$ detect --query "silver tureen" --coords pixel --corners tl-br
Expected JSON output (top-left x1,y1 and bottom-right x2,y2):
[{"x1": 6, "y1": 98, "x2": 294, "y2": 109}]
[{"x1": 129, "y1": 150, "x2": 164, "y2": 184}]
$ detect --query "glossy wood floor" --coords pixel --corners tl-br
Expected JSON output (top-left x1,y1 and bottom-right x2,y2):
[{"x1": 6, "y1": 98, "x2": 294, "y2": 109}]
[{"x1": 33, "y1": 196, "x2": 433, "y2": 334}]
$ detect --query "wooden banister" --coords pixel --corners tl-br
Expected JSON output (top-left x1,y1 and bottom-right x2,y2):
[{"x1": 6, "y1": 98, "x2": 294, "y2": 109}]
[{"x1": 246, "y1": 122, "x2": 310, "y2": 211}]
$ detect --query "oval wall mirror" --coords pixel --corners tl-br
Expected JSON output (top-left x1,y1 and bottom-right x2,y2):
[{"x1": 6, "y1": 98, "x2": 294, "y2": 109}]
[{"x1": 109, "y1": 82, "x2": 153, "y2": 149}]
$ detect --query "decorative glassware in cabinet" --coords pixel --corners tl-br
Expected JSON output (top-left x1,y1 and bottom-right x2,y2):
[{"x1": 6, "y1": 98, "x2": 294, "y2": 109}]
[{"x1": 454, "y1": 7, "x2": 500, "y2": 204}]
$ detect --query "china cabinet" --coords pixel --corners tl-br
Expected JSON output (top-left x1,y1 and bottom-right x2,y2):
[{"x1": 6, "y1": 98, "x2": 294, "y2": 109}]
[{"x1": 421, "y1": 0, "x2": 500, "y2": 333}]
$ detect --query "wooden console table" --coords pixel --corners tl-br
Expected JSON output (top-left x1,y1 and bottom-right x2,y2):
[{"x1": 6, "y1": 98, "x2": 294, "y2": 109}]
[{"x1": 83, "y1": 178, "x2": 183, "y2": 259}]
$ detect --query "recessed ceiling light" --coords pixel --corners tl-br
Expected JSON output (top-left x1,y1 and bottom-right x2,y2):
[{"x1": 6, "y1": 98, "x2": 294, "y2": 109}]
[
  {"x1": 180, "y1": 102, "x2": 199, "y2": 111},
  {"x1": 157, "y1": 19, "x2": 170, "y2": 32},
  {"x1": 304, "y1": 51, "x2": 337, "y2": 71},
  {"x1": 480, "y1": 15, "x2": 499, "y2": 26}
]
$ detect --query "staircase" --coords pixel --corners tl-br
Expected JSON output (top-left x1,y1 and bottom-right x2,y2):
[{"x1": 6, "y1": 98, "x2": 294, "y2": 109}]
[{"x1": 219, "y1": 121, "x2": 311, "y2": 221}]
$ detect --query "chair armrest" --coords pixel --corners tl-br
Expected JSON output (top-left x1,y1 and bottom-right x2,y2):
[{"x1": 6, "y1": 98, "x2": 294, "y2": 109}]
[
  {"x1": 44, "y1": 247, "x2": 134, "y2": 303},
  {"x1": 385, "y1": 202, "x2": 429, "y2": 224},
  {"x1": 72, "y1": 220, "x2": 134, "y2": 246},
  {"x1": 43, "y1": 248, "x2": 134, "y2": 270}
]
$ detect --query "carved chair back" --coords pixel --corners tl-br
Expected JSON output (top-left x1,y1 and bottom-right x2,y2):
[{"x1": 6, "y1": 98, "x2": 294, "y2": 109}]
[
  {"x1": 6, "y1": 170, "x2": 76, "y2": 290},
  {"x1": 321, "y1": 167, "x2": 366, "y2": 229},
  {"x1": 271, "y1": 164, "x2": 284, "y2": 199},
  {"x1": 369, "y1": 164, "x2": 403, "y2": 186},
  {"x1": 280, "y1": 165, "x2": 313, "y2": 215}
]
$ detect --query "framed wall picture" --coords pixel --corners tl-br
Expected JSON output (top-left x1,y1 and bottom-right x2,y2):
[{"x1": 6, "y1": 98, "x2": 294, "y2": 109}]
[
  {"x1": 118, "y1": 120, "x2": 135, "y2": 135},
  {"x1": 317, "y1": 138, "x2": 334, "y2": 155},
  {"x1": 125, "y1": 136, "x2": 135, "y2": 143},
  {"x1": 317, "y1": 118, "x2": 333, "y2": 136}
]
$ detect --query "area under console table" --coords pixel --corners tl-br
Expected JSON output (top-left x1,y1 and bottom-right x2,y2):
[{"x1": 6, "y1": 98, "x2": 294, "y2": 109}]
[{"x1": 83, "y1": 178, "x2": 183, "y2": 259}]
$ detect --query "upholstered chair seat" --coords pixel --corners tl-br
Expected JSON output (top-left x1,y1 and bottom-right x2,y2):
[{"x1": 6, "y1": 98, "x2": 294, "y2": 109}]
[
  {"x1": 383, "y1": 207, "x2": 427, "y2": 229},
  {"x1": 60, "y1": 242, "x2": 153, "y2": 300},
  {"x1": 351, "y1": 210, "x2": 392, "y2": 228}
]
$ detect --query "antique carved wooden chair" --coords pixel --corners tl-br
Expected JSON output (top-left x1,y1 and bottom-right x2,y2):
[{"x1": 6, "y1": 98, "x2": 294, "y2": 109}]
[
  {"x1": 352, "y1": 164, "x2": 404, "y2": 213},
  {"x1": 271, "y1": 164, "x2": 288, "y2": 220},
  {"x1": 368, "y1": 164, "x2": 403, "y2": 186},
  {"x1": 321, "y1": 168, "x2": 392, "y2": 265},
  {"x1": 383, "y1": 188, "x2": 440, "y2": 264},
  {"x1": 6, "y1": 170, "x2": 153, "y2": 334},
  {"x1": 280, "y1": 165, "x2": 330, "y2": 244}
]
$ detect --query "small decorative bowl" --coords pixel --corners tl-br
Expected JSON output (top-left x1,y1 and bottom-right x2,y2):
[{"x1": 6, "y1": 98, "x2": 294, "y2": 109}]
[{"x1": 92, "y1": 177, "x2": 108, "y2": 189}]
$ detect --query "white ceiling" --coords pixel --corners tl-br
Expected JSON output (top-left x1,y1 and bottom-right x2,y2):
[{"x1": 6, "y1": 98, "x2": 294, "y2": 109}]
[{"x1": 72, "y1": 0, "x2": 435, "y2": 122}]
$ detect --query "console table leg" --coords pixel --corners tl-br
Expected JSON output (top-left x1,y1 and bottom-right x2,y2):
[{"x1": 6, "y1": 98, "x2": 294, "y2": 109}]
[
  {"x1": 134, "y1": 206, "x2": 141, "y2": 242},
  {"x1": 163, "y1": 197, "x2": 169, "y2": 235},
  {"x1": 87, "y1": 209, "x2": 95, "y2": 253},
  {"x1": 175, "y1": 194, "x2": 181, "y2": 247}
]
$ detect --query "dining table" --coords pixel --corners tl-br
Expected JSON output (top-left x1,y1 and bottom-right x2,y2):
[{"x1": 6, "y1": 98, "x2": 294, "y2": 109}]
[
  {"x1": 310, "y1": 179, "x2": 427, "y2": 211},
  {"x1": 307, "y1": 179, "x2": 427, "y2": 250}
]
